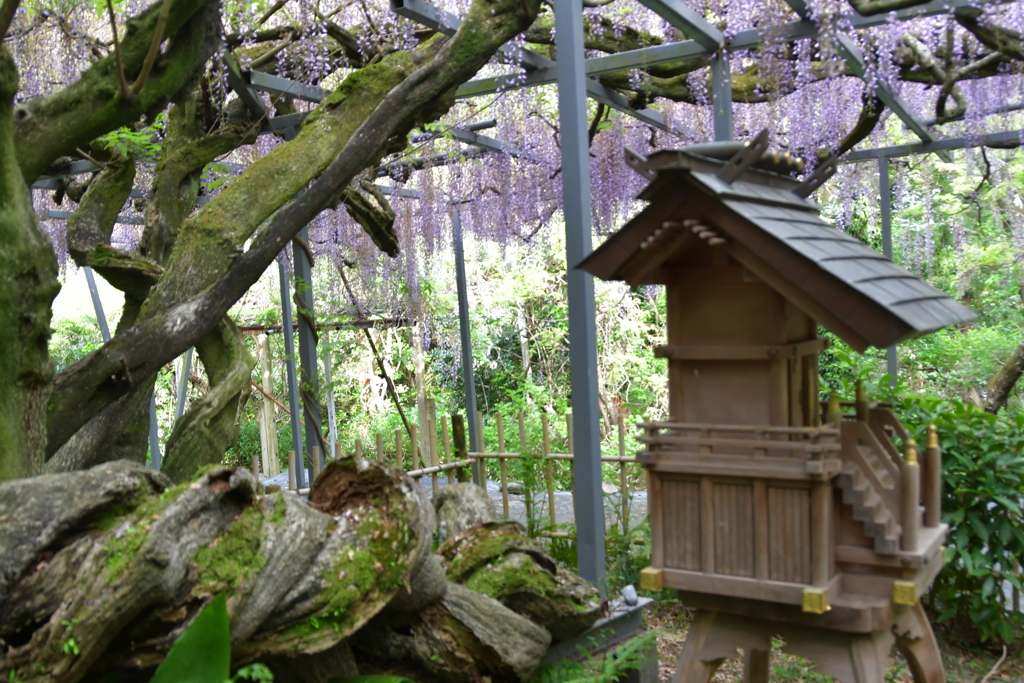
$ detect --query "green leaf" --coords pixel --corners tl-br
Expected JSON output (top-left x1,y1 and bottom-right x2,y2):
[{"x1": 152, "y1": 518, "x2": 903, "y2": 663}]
[
  {"x1": 326, "y1": 677, "x2": 416, "y2": 683},
  {"x1": 151, "y1": 594, "x2": 231, "y2": 683}
]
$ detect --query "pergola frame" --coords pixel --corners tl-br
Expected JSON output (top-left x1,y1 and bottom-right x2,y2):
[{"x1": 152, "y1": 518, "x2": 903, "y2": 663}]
[{"x1": 32, "y1": 0, "x2": 1024, "y2": 590}]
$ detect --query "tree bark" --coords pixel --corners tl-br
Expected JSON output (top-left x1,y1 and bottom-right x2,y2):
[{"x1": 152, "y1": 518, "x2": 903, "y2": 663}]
[
  {"x1": 0, "y1": 47, "x2": 60, "y2": 481},
  {"x1": 0, "y1": 458, "x2": 434, "y2": 683},
  {"x1": 984, "y1": 338, "x2": 1024, "y2": 414}
]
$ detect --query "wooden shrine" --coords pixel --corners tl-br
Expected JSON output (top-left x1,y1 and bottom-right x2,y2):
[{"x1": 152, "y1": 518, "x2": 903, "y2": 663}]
[{"x1": 579, "y1": 134, "x2": 976, "y2": 683}]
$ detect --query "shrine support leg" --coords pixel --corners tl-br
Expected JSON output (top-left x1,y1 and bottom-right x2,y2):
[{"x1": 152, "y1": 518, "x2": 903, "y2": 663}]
[
  {"x1": 673, "y1": 611, "x2": 727, "y2": 683},
  {"x1": 743, "y1": 648, "x2": 769, "y2": 683},
  {"x1": 894, "y1": 603, "x2": 946, "y2": 683}
]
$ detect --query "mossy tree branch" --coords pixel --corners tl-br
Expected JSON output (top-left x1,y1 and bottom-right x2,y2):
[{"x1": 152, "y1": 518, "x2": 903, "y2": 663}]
[
  {"x1": 13, "y1": 0, "x2": 220, "y2": 182},
  {"x1": 45, "y1": 0, "x2": 543, "y2": 458}
]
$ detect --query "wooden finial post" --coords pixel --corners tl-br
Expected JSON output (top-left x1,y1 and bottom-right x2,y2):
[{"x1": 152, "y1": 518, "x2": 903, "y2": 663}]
[
  {"x1": 855, "y1": 380, "x2": 869, "y2": 422},
  {"x1": 826, "y1": 393, "x2": 842, "y2": 427},
  {"x1": 901, "y1": 438, "x2": 920, "y2": 552},
  {"x1": 923, "y1": 424, "x2": 942, "y2": 528}
]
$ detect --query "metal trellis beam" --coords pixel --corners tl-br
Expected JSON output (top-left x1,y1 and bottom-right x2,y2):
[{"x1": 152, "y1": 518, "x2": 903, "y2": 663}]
[
  {"x1": 555, "y1": 0, "x2": 607, "y2": 594},
  {"x1": 842, "y1": 128, "x2": 1023, "y2": 162}
]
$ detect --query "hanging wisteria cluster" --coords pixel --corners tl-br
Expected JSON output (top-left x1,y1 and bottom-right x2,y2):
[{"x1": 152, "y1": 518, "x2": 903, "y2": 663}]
[{"x1": 8, "y1": 0, "x2": 1024, "y2": 317}]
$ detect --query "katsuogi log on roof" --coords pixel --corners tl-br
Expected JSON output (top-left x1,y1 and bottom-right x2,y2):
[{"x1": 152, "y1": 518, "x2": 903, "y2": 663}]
[{"x1": 580, "y1": 137, "x2": 975, "y2": 352}]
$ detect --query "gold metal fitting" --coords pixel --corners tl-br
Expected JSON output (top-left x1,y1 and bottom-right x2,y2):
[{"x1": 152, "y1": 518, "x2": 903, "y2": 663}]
[
  {"x1": 905, "y1": 439, "x2": 919, "y2": 466},
  {"x1": 927, "y1": 424, "x2": 939, "y2": 449},
  {"x1": 802, "y1": 587, "x2": 831, "y2": 614},
  {"x1": 893, "y1": 580, "x2": 918, "y2": 606},
  {"x1": 639, "y1": 567, "x2": 664, "y2": 592}
]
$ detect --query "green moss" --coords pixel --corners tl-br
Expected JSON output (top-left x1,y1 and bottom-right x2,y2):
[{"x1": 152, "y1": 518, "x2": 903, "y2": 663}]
[
  {"x1": 270, "y1": 493, "x2": 287, "y2": 526},
  {"x1": 101, "y1": 480, "x2": 189, "y2": 582},
  {"x1": 193, "y1": 503, "x2": 266, "y2": 596}
]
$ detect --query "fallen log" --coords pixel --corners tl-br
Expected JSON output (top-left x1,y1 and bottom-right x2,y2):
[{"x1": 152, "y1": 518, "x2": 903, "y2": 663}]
[{"x1": 0, "y1": 458, "x2": 433, "y2": 683}]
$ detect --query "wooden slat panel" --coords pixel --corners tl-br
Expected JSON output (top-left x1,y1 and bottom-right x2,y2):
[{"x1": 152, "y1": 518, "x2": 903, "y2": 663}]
[
  {"x1": 768, "y1": 485, "x2": 811, "y2": 583},
  {"x1": 713, "y1": 482, "x2": 754, "y2": 577},
  {"x1": 661, "y1": 477, "x2": 701, "y2": 571}
]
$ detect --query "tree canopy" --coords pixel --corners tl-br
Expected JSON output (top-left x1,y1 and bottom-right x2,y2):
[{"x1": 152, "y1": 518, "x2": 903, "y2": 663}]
[{"x1": 1, "y1": 0, "x2": 1023, "y2": 482}]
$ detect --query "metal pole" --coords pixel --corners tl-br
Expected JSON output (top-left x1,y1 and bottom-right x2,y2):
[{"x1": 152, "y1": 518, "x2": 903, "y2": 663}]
[
  {"x1": 293, "y1": 225, "x2": 324, "y2": 476},
  {"x1": 175, "y1": 347, "x2": 193, "y2": 422},
  {"x1": 555, "y1": 0, "x2": 606, "y2": 592},
  {"x1": 879, "y1": 156, "x2": 898, "y2": 383},
  {"x1": 452, "y1": 203, "x2": 482, "y2": 484},
  {"x1": 278, "y1": 254, "x2": 306, "y2": 488},
  {"x1": 710, "y1": 52, "x2": 733, "y2": 142},
  {"x1": 322, "y1": 329, "x2": 338, "y2": 461},
  {"x1": 83, "y1": 266, "x2": 110, "y2": 341},
  {"x1": 84, "y1": 266, "x2": 162, "y2": 469}
]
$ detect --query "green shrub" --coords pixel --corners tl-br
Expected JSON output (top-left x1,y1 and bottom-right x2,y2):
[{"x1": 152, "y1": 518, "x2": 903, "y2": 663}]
[{"x1": 892, "y1": 393, "x2": 1024, "y2": 645}]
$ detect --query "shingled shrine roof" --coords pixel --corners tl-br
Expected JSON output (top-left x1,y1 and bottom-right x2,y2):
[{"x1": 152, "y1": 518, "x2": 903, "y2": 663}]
[{"x1": 579, "y1": 139, "x2": 976, "y2": 352}]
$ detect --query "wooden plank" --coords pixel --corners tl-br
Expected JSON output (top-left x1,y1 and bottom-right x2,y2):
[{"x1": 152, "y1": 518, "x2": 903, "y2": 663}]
[
  {"x1": 811, "y1": 480, "x2": 832, "y2": 586},
  {"x1": 654, "y1": 338, "x2": 827, "y2": 360},
  {"x1": 768, "y1": 485, "x2": 811, "y2": 584},
  {"x1": 662, "y1": 568, "x2": 841, "y2": 606},
  {"x1": 638, "y1": 454, "x2": 843, "y2": 481},
  {"x1": 677, "y1": 590, "x2": 890, "y2": 635},
  {"x1": 639, "y1": 421, "x2": 839, "y2": 437},
  {"x1": 637, "y1": 434, "x2": 837, "y2": 454},
  {"x1": 713, "y1": 482, "x2": 755, "y2": 577},
  {"x1": 700, "y1": 476, "x2": 715, "y2": 574},
  {"x1": 650, "y1": 470, "x2": 665, "y2": 568},
  {"x1": 754, "y1": 480, "x2": 769, "y2": 580}
]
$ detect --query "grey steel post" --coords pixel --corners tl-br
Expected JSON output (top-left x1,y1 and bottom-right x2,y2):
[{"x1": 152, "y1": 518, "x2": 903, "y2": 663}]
[
  {"x1": 452, "y1": 203, "x2": 482, "y2": 484},
  {"x1": 555, "y1": 0, "x2": 606, "y2": 592},
  {"x1": 84, "y1": 266, "x2": 111, "y2": 341},
  {"x1": 879, "y1": 156, "x2": 898, "y2": 383},
  {"x1": 175, "y1": 347, "x2": 193, "y2": 422},
  {"x1": 279, "y1": 254, "x2": 306, "y2": 488},
  {"x1": 293, "y1": 225, "x2": 324, "y2": 476},
  {"x1": 322, "y1": 330, "x2": 338, "y2": 461},
  {"x1": 710, "y1": 51, "x2": 733, "y2": 142},
  {"x1": 84, "y1": 266, "x2": 162, "y2": 469}
]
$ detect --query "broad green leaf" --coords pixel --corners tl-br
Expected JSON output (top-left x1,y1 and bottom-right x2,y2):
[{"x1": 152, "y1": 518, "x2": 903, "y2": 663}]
[
  {"x1": 151, "y1": 594, "x2": 231, "y2": 683},
  {"x1": 327, "y1": 677, "x2": 416, "y2": 683}
]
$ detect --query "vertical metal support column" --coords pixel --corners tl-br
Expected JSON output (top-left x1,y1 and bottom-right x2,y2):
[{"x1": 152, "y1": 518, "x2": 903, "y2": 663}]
[
  {"x1": 278, "y1": 255, "x2": 306, "y2": 488},
  {"x1": 879, "y1": 156, "x2": 898, "y2": 383},
  {"x1": 322, "y1": 329, "x2": 338, "y2": 461},
  {"x1": 85, "y1": 266, "x2": 162, "y2": 469},
  {"x1": 452, "y1": 203, "x2": 482, "y2": 484},
  {"x1": 555, "y1": 0, "x2": 606, "y2": 592},
  {"x1": 175, "y1": 347, "x2": 193, "y2": 422},
  {"x1": 84, "y1": 266, "x2": 111, "y2": 341},
  {"x1": 710, "y1": 51, "x2": 733, "y2": 142},
  {"x1": 293, "y1": 225, "x2": 324, "y2": 476}
]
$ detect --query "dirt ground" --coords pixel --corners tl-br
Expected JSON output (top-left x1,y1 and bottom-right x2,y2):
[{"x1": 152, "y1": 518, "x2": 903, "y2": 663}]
[{"x1": 643, "y1": 600, "x2": 1024, "y2": 682}]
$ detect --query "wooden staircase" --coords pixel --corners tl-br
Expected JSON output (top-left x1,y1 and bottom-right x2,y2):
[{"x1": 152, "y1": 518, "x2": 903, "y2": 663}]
[{"x1": 835, "y1": 451, "x2": 901, "y2": 555}]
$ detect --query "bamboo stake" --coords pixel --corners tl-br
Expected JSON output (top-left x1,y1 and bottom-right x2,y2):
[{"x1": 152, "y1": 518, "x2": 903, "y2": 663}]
[
  {"x1": 429, "y1": 416, "x2": 439, "y2": 495},
  {"x1": 375, "y1": 433, "x2": 384, "y2": 462},
  {"x1": 410, "y1": 424, "x2": 419, "y2": 471},
  {"x1": 396, "y1": 428, "x2": 404, "y2": 470},
  {"x1": 497, "y1": 412, "x2": 508, "y2": 517},
  {"x1": 287, "y1": 450, "x2": 296, "y2": 490},
  {"x1": 618, "y1": 413, "x2": 629, "y2": 535},
  {"x1": 355, "y1": 438, "x2": 363, "y2": 463},
  {"x1": 311, "y1": 446, "x2": 321, "y2": 481},
  {"x1": 542, "y1": 413, "x2": 556, "y2": 531},
  {"x1": 441, "y1": 415, "x2": 453, "y2": 485},
  {"x1": 519, "y1": 412, "x2": 533, "y2": 536}
]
